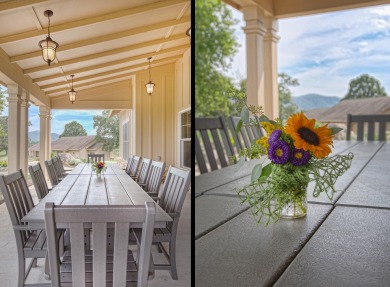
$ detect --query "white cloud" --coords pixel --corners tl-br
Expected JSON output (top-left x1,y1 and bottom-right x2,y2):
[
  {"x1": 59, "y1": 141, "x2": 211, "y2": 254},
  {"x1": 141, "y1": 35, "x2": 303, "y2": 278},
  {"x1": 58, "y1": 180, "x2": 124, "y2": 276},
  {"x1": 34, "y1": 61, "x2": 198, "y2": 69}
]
[{"x1": 227, "y1": 3, "x2": 390, "y2": 97}]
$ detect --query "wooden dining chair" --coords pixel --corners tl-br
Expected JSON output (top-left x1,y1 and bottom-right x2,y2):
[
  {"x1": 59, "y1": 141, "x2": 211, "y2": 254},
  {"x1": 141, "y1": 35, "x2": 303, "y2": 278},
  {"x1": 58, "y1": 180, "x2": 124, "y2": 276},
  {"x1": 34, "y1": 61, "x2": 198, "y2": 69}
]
[
  {"x1": 44, "y1": 202, "x2": 156, "y2": 287},
  {"x1": 52, "y1": 156, "x2": 67, "y2": 179},
  {"x1": 346, "y1": 114, "x2": 390, "y2": 141},
  {"x1": 0, "y1": 170, "x2": 51, "y2": 287},
  {"x1": 134, "y1": 166, "x2": 191, "y2": 280},
  {"x1": 134, "y1": 158, "x2": 152, "y2": 185},
  {"x1": 124, "y1": 155, "x2": 134, "y2": 173},
  {"x1": 88, "y1": 153, "x2": 105, "y2": 163},
  {"x1": 45, "y1": 159, "x2": 61, "y2": 187},
  {"x1": 128, "y1": 155, "x2": 142, "y2": 178},
  {"x1": 29, "y1": 163, "x2": 51, "y2": 200},
  {"x1": 140, "y1": 160, "x2": 166, "y2": 197},
  {"x1": 56, "y1": 155, "x2": 72, "y2": 172},
  {"x1": 227, "y1": 116, "x2": 264, "y2": 153},
  {"x1": 195, "y1": 116, "x2": 235, "y2": 174}
]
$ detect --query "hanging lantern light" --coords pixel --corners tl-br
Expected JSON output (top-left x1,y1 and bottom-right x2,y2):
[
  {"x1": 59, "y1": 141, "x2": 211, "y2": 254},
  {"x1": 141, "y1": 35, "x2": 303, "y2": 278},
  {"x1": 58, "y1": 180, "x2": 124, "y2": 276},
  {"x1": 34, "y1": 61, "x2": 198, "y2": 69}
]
[
  {"x1": 68, "y1": 75, "x2": 77, "y2": 104},
  {"x1": 145, "y1": 57, "x2": 155, "y2": 95},
  {"x1": 38, "y1": 10, "x2": 59, "y2": 66}
]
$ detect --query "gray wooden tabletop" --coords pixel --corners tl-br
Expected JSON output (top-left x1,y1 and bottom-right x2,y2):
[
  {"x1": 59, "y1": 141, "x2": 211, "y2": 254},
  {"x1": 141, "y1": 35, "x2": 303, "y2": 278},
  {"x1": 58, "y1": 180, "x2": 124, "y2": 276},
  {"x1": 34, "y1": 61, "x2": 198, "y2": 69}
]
[
  {"x1": 22, "y1": 163, "x2": 172, "y2": 228},
  {"x1": 195, "y1": 141, "x2": 390, "y2": 287}
]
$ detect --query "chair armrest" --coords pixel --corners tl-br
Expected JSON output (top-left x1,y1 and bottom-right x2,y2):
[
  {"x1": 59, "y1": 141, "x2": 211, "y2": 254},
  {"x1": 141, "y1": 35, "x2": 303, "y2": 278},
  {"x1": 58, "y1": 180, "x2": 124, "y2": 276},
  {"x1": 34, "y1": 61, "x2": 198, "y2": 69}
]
[
  {"x1": 138, "y1": 182, "x2": 146, "y2": 187},
  {"x1": 151, "y1": 196, "x2": 160, "y2": 202},
  {"x1": 148, "y1": 255, "x2": 155, "y2": 280},
  {"x1": 13, "y1": 225, "x2": 38, "y2": 231},
  {"x1": 168, "y1": 212, "x2": 180, "y2": 218}
]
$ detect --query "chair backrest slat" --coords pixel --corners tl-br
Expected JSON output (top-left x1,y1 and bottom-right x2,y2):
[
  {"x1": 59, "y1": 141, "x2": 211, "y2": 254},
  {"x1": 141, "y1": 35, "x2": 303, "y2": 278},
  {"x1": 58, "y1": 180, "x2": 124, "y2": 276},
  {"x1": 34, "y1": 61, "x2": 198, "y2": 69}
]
[
  {"x1": 138, "y1": 158, "x2": 152, "y2": 184},
  {"x1": 29, "y1": 163, "x2": 50, "y2": 200},
  {"x1": 145, "y1": 160, "x2": 165, "y2": 194},
  {"x1": 88, "y1": 154, "x2": 105, "y2": 163},
  {"x1": 195, "y1": 135, "x2": 207, "y2": 173},
  {"x1": 92, "y1": 222, "x2": 107, "y2": 287},
  {"x1": 45, "y1": 202, "x2": 156, "y2": 287},
  {"x1": 45, "y1": 159, "x2": 59, "y2": 186},
  {"x1": 0, "y1": 170, "x2": 34, "y2": 246},
  {"x1": 70, "y1": 222, "x2": 86, "y2": 287},
  {"x1": 129, "y1": 155, "x2": 142, "y2": 177},
  {"x1": 228, "y1": 116, "x2": 263, "y2": 152},
  {"x1": 195, "y1": 117, "x2": 234, "y2": 174},
  {"x1": 346, "y1": 114, "x2": 390, "y2": 141},
  {"x1": 158, "y1": 166, "x2": 191, "y2": 232}
]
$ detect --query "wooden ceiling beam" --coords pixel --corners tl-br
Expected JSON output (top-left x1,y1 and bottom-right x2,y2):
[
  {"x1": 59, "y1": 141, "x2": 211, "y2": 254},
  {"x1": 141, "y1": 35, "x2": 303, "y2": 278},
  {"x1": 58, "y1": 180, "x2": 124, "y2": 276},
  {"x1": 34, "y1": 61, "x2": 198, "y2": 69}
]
[
  {"x1": 45, "y1": 55, "x2": 182, "y2": 95},
  {"x1": 24, "y1": 34, "x2": 187, "y2": 74},
  {"x1": 10, "y1": 16, "x2": 190, "y2": 62},
  {"x1": 39, "y1": 47, "x2": 187, "y2": 89},
  {"x1": 0, "y1": 0, "x2": 48, "y2": 13},
  {"x1": 0, "y1": 0, "x2": 189, "y2": 44}
]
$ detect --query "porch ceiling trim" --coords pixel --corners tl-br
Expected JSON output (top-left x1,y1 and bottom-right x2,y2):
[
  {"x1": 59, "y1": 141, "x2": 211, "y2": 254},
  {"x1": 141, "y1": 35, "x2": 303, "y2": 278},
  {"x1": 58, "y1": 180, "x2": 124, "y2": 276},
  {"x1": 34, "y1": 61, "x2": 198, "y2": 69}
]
[
  {"x1": 0, "y1": 0, "x2": 49, "y2": 13},
  {"x1": 0, "y1": 0, "x2": 189, "y2": 44},
  {"x1": 274, "y1": 0, "x2": 390, "y2": 18},
  {"x1": 0, "y1": 47, "x2": 49, "y2": 106},
  {"x1": 10, "y1": 16, "x2": 190, "y2": 63}
]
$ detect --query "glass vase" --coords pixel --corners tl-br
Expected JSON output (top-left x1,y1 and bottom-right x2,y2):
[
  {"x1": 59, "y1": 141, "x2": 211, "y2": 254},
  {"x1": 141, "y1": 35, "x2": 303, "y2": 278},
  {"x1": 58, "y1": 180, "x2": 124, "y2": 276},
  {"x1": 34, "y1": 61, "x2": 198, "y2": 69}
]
[{"x1": 280, "y1": 188, "x2": 307, "y2": 219}]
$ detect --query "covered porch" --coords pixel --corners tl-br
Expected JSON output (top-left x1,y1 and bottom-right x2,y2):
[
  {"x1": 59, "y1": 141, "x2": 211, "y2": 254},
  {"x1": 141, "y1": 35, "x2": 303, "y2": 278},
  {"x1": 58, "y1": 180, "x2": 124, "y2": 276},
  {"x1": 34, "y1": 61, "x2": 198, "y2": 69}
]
[{"x1": 0, "y1": 0, "x2": 191, "y2": 286}]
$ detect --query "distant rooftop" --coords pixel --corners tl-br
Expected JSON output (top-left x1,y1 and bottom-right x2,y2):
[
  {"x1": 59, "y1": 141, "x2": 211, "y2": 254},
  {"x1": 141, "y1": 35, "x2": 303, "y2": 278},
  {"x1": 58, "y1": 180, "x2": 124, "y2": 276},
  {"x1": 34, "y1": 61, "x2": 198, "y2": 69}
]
[
  {"x1": 305, "y1": 97, "x2": 390, "y2": 123},
  {"x1": 29, "y1": 135, "x2": 96, "y2": 152}
]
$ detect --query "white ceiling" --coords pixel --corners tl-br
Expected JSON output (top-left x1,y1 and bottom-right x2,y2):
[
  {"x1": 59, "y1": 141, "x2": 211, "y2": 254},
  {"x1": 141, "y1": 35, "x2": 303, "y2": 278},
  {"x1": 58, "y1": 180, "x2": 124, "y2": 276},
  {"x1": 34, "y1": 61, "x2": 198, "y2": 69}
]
[{"x1": 0, "y1": 0, "x2": 190, "y2": 98}]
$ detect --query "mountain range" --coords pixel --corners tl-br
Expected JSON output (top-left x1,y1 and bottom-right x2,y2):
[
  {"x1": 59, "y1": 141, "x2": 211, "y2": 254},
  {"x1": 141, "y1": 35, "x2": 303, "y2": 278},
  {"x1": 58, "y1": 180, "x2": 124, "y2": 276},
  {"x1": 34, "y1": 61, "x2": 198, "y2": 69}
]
[
  {"x1": 292, "y1": 93, "x2": 340, "y2": 111},
  {"x1": 29, "y1": 130, "x2": 60, "y2": 143}
]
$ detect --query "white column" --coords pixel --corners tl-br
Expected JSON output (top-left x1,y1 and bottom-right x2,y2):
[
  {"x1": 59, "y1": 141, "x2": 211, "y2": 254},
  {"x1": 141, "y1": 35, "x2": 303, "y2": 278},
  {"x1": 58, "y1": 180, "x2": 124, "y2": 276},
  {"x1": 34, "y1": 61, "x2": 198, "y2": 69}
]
[
  {"x1": 243, "y1": 6, "x2": 266, "y2": 112},
  {"x1": 39, "y1": 106, "x2": 49, "y2": 176},
  {"x1": 7, "y1": 84, "x2": 22, "y2": 173},
  {"x1": 264, "y1": 16, "x2": 280, "y2": 119},
  {"x1": 20, "y1": 89, "x2": 29, "y2": 175},
  {"x1": 46, "y1": 109, "x2": 52, "y2": 159}
]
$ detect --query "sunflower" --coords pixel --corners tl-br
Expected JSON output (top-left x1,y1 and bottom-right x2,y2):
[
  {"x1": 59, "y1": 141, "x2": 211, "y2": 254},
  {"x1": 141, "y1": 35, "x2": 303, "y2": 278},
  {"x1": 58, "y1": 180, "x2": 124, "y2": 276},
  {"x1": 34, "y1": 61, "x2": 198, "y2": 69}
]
[{"x1": 285, "y1": 112, "x2": 333, "y2": 158}]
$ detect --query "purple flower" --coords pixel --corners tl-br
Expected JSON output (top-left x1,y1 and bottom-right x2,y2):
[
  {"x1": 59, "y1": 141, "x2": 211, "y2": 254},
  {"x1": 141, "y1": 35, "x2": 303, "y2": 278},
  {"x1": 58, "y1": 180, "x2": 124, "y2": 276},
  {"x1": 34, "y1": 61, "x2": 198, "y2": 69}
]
[
  {"x1": 268, "y1": 140, "x2": 290, "y2": 164},
  {"x1": 268, "y1": 129, "x2": 282, "y2": 145},
  {"x1": 290, "y1": 148, "x2": 311, "y2": 166}
]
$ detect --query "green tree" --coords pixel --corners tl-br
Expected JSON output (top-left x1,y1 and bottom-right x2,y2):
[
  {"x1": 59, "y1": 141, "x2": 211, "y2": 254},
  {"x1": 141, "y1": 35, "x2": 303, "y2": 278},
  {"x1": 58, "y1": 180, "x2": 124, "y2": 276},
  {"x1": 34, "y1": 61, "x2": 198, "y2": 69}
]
[
  {"x1": 93, "y1": 110, "x2": 119, "y2": 152},
  {"x1": 279, "y1": 73, "x2": 299, "y2": 121},
  {"x1": 230, "y1": 74, "x2": 299, "y2": 121},
  {"x1": 60, "y1": 121, "x2": 87, "y2": 137},
  {"x1": 343, "y1": 74, "x2": 387, "y2": 100},
  {"x1": 195, "y1": 0, "x2": 239, "y2": 117},
  {"x1": 0, "y1": 116, "x2": 8, "y2": 154}
]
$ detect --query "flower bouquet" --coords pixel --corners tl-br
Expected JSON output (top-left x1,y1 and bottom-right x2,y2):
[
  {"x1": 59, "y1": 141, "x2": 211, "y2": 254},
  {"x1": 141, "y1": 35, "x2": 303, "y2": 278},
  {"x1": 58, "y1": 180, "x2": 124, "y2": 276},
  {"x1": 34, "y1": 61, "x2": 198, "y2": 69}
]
[
  {"x1": 92, "y1": 161, "x2": 106, "y2": 176},
  {"x1": 233, "y1": 101, "x2": 353, "y2": 225}
]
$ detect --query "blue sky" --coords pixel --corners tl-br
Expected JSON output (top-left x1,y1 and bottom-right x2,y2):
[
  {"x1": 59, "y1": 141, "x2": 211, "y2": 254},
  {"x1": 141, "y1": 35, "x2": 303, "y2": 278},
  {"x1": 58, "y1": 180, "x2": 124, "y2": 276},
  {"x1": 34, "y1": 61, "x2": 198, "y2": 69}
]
[
  {"x1": 28, "y1": 106, "x2": 103, "y2": 135},
  {"x1": 228, "y1": 4, "x2": 390, "y2": 98}
]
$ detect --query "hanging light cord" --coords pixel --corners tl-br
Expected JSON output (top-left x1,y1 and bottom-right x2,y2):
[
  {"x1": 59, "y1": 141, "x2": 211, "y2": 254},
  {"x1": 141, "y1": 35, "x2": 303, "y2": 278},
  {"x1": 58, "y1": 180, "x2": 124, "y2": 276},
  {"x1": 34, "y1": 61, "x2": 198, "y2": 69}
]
[
  {"x1": 148, "y1": 59, "x2": 152, "y2": 81},
  {"x1": 47, "y1": 14, "x2": 51, "y2": 37}
]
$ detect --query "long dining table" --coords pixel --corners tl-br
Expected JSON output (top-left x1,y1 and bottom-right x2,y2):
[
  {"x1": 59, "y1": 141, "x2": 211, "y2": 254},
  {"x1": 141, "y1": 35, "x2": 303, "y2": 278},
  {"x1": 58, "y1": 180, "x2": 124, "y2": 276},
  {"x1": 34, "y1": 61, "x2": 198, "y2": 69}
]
[
  {"x1": 22, "y1": 163, "x2": 172, "y2": 229},
  {"x1": 195, "y1": 141, "x2": 390, "y2": 286}
]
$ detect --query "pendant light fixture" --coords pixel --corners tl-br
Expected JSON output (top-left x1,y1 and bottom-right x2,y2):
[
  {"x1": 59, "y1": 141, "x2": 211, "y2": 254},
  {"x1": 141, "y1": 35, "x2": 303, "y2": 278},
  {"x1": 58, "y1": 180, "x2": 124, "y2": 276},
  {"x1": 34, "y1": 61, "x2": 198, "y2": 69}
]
[
  {"x1": 145, "y1": 57, "x2": 155, "y2": 95},
  {"x1": 68, "y1": 75, "x2": 77, "y2": 104},
  {"x1": 38, "y1": 10, "x2": 59, "y2": 66}
]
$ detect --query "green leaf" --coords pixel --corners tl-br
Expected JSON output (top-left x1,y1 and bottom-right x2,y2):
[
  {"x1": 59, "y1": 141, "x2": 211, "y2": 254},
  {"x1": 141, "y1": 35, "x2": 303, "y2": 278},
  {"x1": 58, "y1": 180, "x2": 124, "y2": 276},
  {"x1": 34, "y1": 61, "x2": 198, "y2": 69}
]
[
  {"x1": 257, "y1": 115, "x2": 270, "y2": 123},
  {"x1": 235, "y1": 156, "x2": 246, "y2": 171},
  {"x1": 251, "y1": 164, "x2": 262, "y2": 182},
  {"x1": 329, "y1": 127, "x2": 343, "y2": 135},
  {"x1": 240, "y1": 106, "x2": 249, "y2": 124},
  {"x1": 260, "y1": 163, "x2": 272, "y2": 179},
  {"x1": 235, "y1": 119, "x2": 243, "y2": 134}
]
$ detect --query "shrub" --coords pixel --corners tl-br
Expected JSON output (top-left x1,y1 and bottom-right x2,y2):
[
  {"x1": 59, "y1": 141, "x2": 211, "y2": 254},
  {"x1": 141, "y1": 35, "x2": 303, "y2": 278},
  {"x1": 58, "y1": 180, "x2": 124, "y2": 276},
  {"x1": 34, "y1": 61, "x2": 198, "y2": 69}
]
[
  {"x1": 68, "y1": 159, "x2": 82, "y2": 166},
  {"x1": 0, "y1": 160, "x2": 8, "y2": 167}
]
